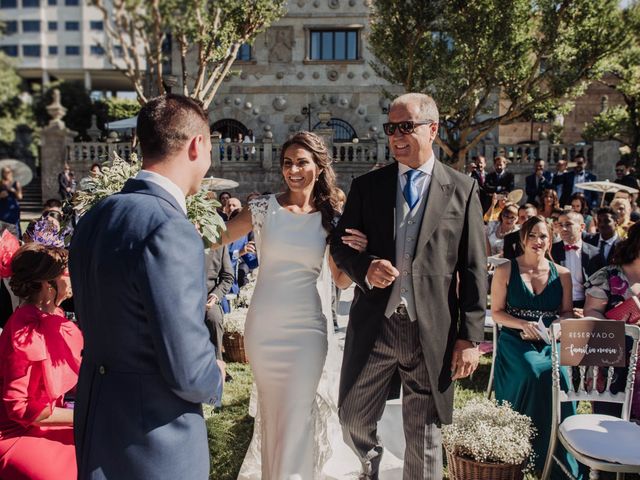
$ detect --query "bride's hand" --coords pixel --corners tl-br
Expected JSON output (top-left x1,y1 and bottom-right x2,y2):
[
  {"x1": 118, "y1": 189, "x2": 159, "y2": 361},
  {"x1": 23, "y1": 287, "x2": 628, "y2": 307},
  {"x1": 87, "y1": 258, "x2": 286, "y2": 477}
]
[{"x1": 342, "y1": 228, "x2": 368, "y2": 252}]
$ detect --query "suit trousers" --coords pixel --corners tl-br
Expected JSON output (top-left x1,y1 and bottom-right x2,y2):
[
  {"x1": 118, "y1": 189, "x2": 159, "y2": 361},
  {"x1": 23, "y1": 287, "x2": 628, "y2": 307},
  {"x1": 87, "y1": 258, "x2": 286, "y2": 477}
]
[{"x1": 339, "y1": 311, "x2": 442, "y2": 479}]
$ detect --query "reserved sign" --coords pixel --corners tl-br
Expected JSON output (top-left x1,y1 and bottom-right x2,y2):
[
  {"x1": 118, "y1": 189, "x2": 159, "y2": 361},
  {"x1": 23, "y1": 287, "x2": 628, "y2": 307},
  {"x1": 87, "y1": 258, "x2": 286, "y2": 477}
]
[{"x1": 561, "y1": 319, "x2": 626, "y2": 367}]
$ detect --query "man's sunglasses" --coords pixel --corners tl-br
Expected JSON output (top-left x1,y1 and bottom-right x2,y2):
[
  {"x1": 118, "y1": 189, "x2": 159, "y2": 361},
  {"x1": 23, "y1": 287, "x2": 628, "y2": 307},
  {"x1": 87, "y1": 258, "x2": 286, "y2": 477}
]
[
  {"x1": 382, "y1": 120, "x2": 434, "y2": 136},
  {"x1": 43, "y1": 210, "x2": 63, "y2": 221}
]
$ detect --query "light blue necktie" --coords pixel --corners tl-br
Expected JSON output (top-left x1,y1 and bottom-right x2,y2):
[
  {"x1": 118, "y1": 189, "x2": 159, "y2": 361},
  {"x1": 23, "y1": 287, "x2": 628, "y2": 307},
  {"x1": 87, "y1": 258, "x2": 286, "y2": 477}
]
[{"x1": 403, "y1": 169, "x2": 421, "y2": 209}]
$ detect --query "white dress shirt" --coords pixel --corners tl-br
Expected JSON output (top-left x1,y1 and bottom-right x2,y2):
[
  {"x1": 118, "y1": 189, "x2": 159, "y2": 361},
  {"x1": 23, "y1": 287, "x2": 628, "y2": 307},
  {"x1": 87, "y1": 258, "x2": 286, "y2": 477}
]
[
  {"x1": 136, "y1": 170, "x2": 187, "y2": 214},
  {"x1": 564, "y1": 241, "x2": 585, "y2": 301},
  {"x1": 572, "y1": 171, "x2": 587, "y2": 194},
  {"x1": 397, "y1": 154, "x2": 435, "y2": 207}
]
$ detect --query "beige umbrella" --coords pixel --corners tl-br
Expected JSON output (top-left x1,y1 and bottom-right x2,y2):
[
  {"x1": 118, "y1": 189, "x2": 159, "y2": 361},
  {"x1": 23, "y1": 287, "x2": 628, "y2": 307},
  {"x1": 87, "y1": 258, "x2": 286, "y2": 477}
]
[
  {"x1": 575, "y1": 180, "x2": 638, "y2": 206},
  {"x1": 507, "y1": 189, "x2": 524, "y2": 204},
  {"x1": 0, "y1": 159, "x2": 33, "y2": 187},
  {"x1": 201, "y1": 176, "x2": 239, "y2": 191}
]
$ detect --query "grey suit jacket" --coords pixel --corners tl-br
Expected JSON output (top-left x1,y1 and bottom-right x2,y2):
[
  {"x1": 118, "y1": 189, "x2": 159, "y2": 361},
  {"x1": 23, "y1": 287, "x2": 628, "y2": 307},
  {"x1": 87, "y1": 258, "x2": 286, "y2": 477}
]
[
  {"x1": 69, "y1": 178, "x2": 222, "y2": 480},
  {"x1": 330, "y1": 160, "x2": 487, "y2": 424}
]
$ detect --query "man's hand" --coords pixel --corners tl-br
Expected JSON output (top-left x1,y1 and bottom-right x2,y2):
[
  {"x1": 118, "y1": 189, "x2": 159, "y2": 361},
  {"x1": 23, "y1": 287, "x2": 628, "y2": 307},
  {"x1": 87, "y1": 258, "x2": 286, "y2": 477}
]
[
  {"x1": 239, "y1": 241, "x2": 256, "y2": 256},
  {"x1": 450, "y1": 339, "x2": 480, "y2": 380},
  {"x1": 217, "y1": 359, "x2": 226, "y2": 383},
  {"x1": 572, "y1": 307, "x2": 584, "y2": 318},
  {"x1": 365, "y1": 259, "x2": 399, "y2": 289},
  {"x1": 205, "y1": 294, "x2": 219, "y2": 310}
]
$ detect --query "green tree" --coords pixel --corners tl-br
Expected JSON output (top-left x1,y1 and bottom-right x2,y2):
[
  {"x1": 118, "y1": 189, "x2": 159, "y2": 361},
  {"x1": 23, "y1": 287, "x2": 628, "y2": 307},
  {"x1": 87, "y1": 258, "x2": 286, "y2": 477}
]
[
  {"x1": 369, "y1": 0, "x2": 629, "y2": 168},
  {"x1": 0, "y1": 52, "x2": 33, "y2": 153},
  {"x1": 91, "y1": 0, "x2": 287, "y2": 107},
  {"x1": 595, "y1": 1, "x2": 640, "y2": 161},
  {"x1": 94, "y1": 97, "x2": 140, "y2": 123}
]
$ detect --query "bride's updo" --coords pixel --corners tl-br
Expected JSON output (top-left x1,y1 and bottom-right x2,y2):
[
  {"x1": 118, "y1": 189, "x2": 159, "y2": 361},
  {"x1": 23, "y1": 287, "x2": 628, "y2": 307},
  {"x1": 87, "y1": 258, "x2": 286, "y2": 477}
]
[{"x1": 279, "y1": 131, "x2": 339, "y2": 235}]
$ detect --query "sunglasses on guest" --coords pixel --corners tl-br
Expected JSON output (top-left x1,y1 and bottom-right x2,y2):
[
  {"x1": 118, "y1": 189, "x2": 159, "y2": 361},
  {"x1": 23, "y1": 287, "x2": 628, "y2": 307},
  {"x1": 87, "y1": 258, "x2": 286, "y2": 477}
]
[
  {"x1": 383, "y1": 120, "x2": 434, "y2": 136},
  {"x1": 43, "y1": 210, "x2": 63, "y2": 221}
]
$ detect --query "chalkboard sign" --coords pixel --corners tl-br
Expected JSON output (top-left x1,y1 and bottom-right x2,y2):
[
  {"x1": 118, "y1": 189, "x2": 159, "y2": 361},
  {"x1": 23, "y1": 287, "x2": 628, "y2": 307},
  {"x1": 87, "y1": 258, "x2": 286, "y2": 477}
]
[{"x1": 560, "y1": 319, "x2": 626, "y2": 367}]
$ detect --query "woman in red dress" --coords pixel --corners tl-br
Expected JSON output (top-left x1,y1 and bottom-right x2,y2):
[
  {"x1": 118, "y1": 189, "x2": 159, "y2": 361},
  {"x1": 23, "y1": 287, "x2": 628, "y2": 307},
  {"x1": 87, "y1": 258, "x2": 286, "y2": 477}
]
[{"x1": 0, "y1": 243, "x2": 82, "y2": 480}]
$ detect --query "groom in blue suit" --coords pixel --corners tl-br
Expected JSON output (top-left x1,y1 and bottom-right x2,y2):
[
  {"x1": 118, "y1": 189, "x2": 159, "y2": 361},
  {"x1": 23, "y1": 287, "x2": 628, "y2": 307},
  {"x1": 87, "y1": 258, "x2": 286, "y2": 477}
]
[{"x1": 69, "y1": 94, "x2": 222, "y2": 480}]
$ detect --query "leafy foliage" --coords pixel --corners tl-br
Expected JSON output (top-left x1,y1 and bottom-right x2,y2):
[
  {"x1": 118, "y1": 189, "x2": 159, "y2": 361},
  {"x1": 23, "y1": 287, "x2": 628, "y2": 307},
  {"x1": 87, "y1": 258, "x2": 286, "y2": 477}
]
[
  {"x1": 582, "y1": 105, "x2": 631, "y2": 142},
  {"x1": 0, "y1": 53, "x2": 33, "y2": 150},
  {"x1": 91, "y1": 0, "x2": 287, "y2": 107},
  {"x1": 369, "y1": 0, "x2": 629, "y2": 166},
  {"x1": 73, "y1": 152, "x2": 226, "y2": 247}
]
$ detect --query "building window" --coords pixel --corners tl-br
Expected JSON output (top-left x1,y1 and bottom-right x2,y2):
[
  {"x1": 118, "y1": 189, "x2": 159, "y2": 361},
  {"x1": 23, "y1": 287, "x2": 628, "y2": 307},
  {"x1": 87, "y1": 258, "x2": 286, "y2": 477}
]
[
  {"x1": 65, "y1": 21, "x2": 79, "y2": 31},
  {"x1": 48, "y1": 45, "x2": 58, "y2": 55},
  {"x1": 64, "y1": 0, "x2": 78, "y2": 4},
  {"x1": 48, "y1": 0, "x2": 56, "y2": 4},
  {"x1": 309, "y1": 29, "x2": 358, "y2": 61},
  {"x1": 22, "y1": 0, "x2": 39, "y2": 6},
  {"x1": 22, "y1": 20, "x2": 41, "y2": 32},
  {"x1": 114, "y1": 45, "x2": 124, "y2": 57},
  {"x1": 0, "y1": 0, "x2": 17, "y2": 8},
  {"x1": 23, "y1": 44, "x2": 41, "y2": 57},
  {"x1": 0, "y1": 45, "x2": 18, "y2": 57},
  {"x1": 65, "y1": 45, "x2": 80, "y2": 55},
  {"x1": 90, "y1": 44, "x2": 104, "y2": 55},
  {"x1": 48, "y1": 21, "x2": 57, "y2": 31},
  {"x1": 89, "y1": 20, "x2": 103, "y2": 31},
  {"x1": 236, "y1": 43, "x2": 252, "y2": 61},
  {"x1": 4, "y1": 20, "x2": 17, "y2": 34}
]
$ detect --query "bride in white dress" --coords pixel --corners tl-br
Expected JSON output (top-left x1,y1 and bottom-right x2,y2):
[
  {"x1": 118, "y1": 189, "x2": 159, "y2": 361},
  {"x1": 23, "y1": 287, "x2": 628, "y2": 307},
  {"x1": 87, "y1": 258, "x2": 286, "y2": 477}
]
[{"x1": 219, "y1": 132, "x2": 369, "y2": 479}]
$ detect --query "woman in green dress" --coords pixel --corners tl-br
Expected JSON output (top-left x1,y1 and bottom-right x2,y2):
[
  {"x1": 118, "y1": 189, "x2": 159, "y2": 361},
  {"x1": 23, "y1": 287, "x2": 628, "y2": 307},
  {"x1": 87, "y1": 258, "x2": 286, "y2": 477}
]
[{"x1": 491, "y1": 216, "x2": 580, "y2": 478}]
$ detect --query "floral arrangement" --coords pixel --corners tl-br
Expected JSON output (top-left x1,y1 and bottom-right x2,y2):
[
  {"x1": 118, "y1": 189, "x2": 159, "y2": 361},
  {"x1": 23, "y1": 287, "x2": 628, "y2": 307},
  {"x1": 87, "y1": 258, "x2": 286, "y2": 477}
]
[
  {"x1": 443, "y1": 398, "x2": 536, "y2": 466},
  {"x1": 29, "y1": 218, "x2": 72, "y2": 248},
  {"x1": 223, "y1": 275, "x2": 256, "y2": 334},
  {"x1": 72, "y1": 153, "x2": 226, "y2": 247}
]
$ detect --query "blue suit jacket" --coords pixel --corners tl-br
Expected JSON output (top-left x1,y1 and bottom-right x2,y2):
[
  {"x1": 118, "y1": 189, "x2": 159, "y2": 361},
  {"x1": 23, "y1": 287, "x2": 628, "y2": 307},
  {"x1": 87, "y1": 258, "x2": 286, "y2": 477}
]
[
  {"x1": 69, "y1": 178, "x2": 222, "y2": 480},
  {"x1": 525, "y1": 171, "x2": 553, "y2": 204},
  {"x1": 561, "y1": 170, "x2": 597, "y2": 207}
]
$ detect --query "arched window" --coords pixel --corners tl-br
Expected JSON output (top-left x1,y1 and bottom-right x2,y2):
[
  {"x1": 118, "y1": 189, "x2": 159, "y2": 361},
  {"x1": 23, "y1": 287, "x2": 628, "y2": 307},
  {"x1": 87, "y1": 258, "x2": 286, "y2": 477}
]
[
  {"x1": 312, "y1": 118, "x2": 357, "y2": 142},
  {"x1": 210, "y1": 119, "x2": 249, "y2": 142}
]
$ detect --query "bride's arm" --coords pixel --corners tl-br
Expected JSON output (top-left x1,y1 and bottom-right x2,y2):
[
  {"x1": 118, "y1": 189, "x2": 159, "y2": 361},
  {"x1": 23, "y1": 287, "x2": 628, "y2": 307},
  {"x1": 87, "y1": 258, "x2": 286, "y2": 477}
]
[{"x1": 211, "y1": 207, "x2": 253, "y2": 249}]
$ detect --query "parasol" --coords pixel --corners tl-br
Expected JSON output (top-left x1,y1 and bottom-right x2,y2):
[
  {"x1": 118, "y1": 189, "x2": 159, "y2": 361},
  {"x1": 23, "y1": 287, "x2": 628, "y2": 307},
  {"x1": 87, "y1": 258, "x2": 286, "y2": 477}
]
[
  {"x1": 575, "y1": 180, "x2": 639, "y2": 206},
  {"x1": 201, "y1": 176, "x2": 239, "y2": 191},
  {"x1": 0, "y1": 159, "x2": 33, "y2": 187},
  {"x1": 506, "y1": 189, "x2": 523, "y2": 204}
]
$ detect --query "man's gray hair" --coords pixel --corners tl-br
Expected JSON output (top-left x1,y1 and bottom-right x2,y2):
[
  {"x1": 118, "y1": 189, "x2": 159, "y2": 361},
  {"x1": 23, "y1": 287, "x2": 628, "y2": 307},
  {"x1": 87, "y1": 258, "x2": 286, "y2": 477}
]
[{"x1": 390, "y1": 93, "x2": 439, "y2": 123}]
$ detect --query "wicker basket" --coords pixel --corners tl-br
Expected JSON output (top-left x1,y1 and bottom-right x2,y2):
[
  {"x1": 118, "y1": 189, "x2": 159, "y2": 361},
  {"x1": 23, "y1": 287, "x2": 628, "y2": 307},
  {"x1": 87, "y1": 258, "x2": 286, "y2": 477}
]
[
  {"x1": 446, "y1": 449, "x2": 525, "y2": 480},
  {"x1": 222, "y1": 332, "x2": 248, "y2": 363}
]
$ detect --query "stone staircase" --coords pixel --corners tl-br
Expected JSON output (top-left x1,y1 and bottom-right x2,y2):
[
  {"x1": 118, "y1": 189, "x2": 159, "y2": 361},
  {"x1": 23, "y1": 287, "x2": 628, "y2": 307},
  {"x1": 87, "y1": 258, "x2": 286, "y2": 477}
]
[{"x1": 21, "y1": 178, "x2": 43, "y2": 217}]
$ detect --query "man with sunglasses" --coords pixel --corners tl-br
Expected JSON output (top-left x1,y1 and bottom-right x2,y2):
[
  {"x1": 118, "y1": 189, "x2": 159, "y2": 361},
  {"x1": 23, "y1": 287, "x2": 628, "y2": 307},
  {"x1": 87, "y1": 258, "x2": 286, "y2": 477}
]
[
  {"x1": 331, "y1": 93, "x2": 486, "y2": 480},
  {"x1": 560, "y1": 155, "x2": 597, "y2": 207}
]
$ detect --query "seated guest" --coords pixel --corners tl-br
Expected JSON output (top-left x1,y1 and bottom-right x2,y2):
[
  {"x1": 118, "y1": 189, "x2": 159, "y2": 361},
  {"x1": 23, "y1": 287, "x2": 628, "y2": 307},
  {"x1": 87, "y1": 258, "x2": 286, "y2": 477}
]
[
  {"x1": 610, "y1": 197, "x2": 635, "y2": 238},
  {"x1": 485, "y1": 155, "x2": 515, "y2": 196},
  {"x1": 491, "y1": 216, "x2": 579, "y2": 478},
  {"x1": 503, "y1": 203, "x2": 538, "y2": 259},
  {"x1": 486, "y1": 202, "x2": 519, "y2": 256},
  {"x1": 584, "y1": 207, "x2": 620, "y2": 266},
  {"x1": 570, "y1": 192, "x2": 595, "y2": 233},
  {"x1": 584, "y1": 221, "x2": 640, "y2": 420},
  {"x1": 538, "y1": 188, "x2": 560, "y2": 218},
  {"x1": 549, "y1": 207, "x2": 564, "y2": 243},
  {"x1": 483, "y1": 193, "x2": 507, "y2": 222},
  {"x1": 561, "y1": 156, "x2": 597, "y2": 208},
  {"x1": 0, "y1": 243, "x2": 81, "y2": 480},
  {"x1": 525, "y1": 159, "x2": 553, "y2": 205},
  {"x1": 551, "y1": 211, "x2": 602, "y2": 311}
]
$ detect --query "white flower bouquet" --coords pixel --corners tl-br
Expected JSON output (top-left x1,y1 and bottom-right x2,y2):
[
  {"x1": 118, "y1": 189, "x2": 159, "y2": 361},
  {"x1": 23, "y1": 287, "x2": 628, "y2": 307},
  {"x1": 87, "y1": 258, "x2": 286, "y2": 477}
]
[{"x1": 443, "y1": 398, "x2": 536, "y2": 467}]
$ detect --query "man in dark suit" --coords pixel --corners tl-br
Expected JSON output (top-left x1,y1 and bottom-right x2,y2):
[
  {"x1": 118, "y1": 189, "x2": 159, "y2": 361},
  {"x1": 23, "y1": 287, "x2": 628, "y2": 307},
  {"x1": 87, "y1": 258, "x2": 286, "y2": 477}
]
[
  {"x1": 204, "y1": 246, "x2": 234, "y2": 359},
  {"x1": 470, "y1": 155, "x2": 492, "y2": 213},
  {"x1": 502, "y1": 203, "x2": 538, "y2": 260},
  {"x1": 560, "y1": 156, "x2": 597, "y2": 207},
  {"x1": 583, "y1": 207, "x2": 620, "y2": 266},
  {"x1": 330, "y1": 93, "x2": 486, "y2": 479},
  {"x1": 69, "y1": 95, "x2": 223, "y2": 480},
  {"x1": 524, "y1": 159, "x2": 553, "y2": 205},
  {"x1": 551, "y1": 211, "x2": 603, "y2": 311},
  {"x1": 485, "y1": 155, "x2": 514, "y2": 196}
]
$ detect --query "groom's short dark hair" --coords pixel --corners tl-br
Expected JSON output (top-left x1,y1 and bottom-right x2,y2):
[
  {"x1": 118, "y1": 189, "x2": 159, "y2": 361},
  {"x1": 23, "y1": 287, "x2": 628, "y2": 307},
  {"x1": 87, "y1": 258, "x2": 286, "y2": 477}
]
[{"x1": 137, "y1": 94, "x2": 210, "y2": 161}]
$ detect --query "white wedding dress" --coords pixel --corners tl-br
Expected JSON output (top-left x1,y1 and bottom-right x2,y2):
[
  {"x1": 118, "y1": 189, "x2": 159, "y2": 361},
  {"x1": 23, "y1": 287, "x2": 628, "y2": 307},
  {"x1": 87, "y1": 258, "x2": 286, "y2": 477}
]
[{"x1": 238, "y1": 194, "x2": 403, "y2": 480}]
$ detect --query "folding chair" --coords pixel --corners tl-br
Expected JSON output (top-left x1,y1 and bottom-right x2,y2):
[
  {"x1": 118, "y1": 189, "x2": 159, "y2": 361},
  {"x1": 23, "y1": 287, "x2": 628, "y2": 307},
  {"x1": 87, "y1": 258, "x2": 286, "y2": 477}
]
[
  {"x1": 486, "y1": 320, "x2": 499, "y2": 399},
  {"x1": 541, "y1": 322, "x2": 640, "y2": 480}
]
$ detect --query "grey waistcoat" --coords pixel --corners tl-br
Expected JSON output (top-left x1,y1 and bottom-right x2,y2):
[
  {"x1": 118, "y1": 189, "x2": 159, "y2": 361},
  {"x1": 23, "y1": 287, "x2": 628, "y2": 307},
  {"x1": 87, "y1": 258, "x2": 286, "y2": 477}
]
[{"x1": 385, "y1": 175, "x2": 429, "y2": 321}]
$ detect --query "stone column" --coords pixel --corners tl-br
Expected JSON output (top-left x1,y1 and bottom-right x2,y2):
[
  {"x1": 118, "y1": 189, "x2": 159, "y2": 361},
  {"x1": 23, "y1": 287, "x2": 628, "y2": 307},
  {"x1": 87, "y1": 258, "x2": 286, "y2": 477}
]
[
  {"x1": 592, "y1": 140, "x2": 621, "y2": 181},
  {"x1": 40, "y1": 89, "x2": 77, "y2": 202},
  {"x1": 538, "y1": 139, "x2": 550, "y2": 163},
  {"x1": 262, "y1": 134, "x2": 273, "y2": 170},
  {"x1": 211, "y1": 131, "x2": 222, "y2": 168},
  {"x1": 314, "y1": 110, "x2": 334, "y2": 155},
  {"x1": 376, "y1": 137, "x2": 387, "y2": 164}
]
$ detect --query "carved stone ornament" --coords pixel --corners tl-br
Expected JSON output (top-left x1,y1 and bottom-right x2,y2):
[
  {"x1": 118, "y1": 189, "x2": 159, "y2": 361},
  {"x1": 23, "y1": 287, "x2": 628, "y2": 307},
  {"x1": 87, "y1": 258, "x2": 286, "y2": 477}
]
[
  {"x1": 327, "y1": 70, "x2": 339, "y2": 81},
  {"x1": 312, "y1": 72, "x2": 320, "y2": 79},
  {"x1": 268, "y1": 26, "x2": 294, "y2": 64},
  {"x1": 329, "y1": 0, "x2": 340, "y2": 8},
  {"x1": 272, "y1": 96, "x2": 288, "y2": 111},
  {"x1": 46, "y1": 89, "x2": 67, "y2": 126}
]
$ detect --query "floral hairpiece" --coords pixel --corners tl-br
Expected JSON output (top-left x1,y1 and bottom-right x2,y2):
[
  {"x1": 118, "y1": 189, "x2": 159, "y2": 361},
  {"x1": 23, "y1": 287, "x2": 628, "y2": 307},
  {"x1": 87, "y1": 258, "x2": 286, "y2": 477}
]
[
  {"x1": 0, "y1": 229, "x2": 20, "y2": 278},
  {"x1": 31, "y1": 218, "x2": 71, "y2": 248}
]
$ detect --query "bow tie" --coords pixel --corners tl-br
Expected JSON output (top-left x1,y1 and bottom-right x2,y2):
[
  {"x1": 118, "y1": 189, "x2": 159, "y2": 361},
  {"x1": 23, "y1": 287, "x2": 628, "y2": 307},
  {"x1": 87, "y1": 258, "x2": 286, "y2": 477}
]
[{"x1": 564, "y1": 244, "x2": 579, "y2": 251}]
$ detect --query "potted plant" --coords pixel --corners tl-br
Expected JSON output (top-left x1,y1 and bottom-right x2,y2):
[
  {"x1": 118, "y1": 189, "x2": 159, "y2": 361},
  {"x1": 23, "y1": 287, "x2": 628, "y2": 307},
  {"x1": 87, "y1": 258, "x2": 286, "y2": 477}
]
[{"x1": 443, "y1": 398, "x2": 536, "y2": 480}]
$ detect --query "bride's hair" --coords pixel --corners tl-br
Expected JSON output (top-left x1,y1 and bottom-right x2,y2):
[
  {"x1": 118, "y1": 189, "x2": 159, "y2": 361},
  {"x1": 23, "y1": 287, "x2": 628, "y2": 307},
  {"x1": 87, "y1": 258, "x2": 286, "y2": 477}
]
[{"x1": 280, "y1": 131, "x2": 339, "y2": 235}]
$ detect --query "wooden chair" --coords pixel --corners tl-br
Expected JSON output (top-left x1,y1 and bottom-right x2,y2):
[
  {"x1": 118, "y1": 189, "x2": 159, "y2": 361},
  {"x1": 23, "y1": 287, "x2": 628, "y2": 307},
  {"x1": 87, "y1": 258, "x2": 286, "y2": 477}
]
[{"x1": 541, "y1": 322, "x2": 640, "y2": 480}]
